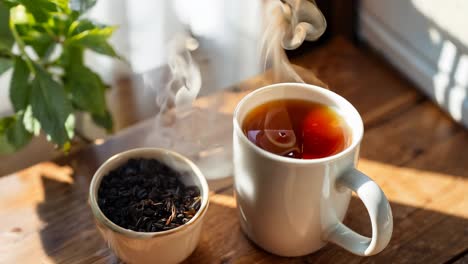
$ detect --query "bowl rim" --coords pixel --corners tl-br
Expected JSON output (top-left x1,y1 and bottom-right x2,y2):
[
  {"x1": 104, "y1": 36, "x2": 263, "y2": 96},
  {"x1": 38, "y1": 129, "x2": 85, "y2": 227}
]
[{"x1": 89, "y1": 147, "x2": 210, "y2": 239}]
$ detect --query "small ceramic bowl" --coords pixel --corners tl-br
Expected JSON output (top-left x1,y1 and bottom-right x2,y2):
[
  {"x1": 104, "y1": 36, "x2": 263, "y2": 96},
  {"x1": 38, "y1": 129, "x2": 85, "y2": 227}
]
[{"x1": 89, "y1": 148, "x2": 209, "y2": 264}]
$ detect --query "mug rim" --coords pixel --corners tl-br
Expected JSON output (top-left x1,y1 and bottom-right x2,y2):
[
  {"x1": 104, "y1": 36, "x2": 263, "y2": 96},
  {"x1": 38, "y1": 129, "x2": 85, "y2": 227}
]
[
  {"x1": 233, "y1": 83, "x2": 364, "y2": 165},
  {"x1": 88, "y1": 147, "x2": 210, "y2": 239}
]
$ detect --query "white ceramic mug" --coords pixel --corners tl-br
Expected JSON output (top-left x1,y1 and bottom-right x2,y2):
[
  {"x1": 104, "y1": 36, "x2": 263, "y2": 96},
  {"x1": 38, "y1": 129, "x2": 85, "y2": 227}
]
[{"x1": 233, "y1": 83, "x2": 393, "y2": 257}]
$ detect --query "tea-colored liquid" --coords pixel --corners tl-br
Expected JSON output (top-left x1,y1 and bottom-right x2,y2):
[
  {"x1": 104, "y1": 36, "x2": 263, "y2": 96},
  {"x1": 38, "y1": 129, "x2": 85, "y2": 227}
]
[{"x1": 242, "y1": 99, "x2": 350, "y2": 159}]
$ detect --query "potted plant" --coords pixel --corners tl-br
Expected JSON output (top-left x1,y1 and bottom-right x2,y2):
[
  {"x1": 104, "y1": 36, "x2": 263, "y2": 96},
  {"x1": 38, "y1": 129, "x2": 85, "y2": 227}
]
[{"x1": 0, "y1": 0, "x2": 121, "y2": 153}]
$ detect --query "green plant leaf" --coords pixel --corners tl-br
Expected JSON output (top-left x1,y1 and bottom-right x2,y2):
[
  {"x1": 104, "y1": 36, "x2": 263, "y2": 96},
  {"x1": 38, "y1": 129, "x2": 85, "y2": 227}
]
[
  {"x1": 18, "y1": 0, "x2": 58, "y2": 22},
  {"x1": 66, "y1": 64, "x2": 106, "y2": 116},
  {"x1": 6, "y1": 114, "x2": 32, "y2": 149},
  {"x1": 30, "y1": 65, "x2": 73, "y2": 146},
  {"x1": 0, "y1": 115, "x2": 32, "y2": 153},
  {"x1": 0, "y1": 1, "x2": 14, "y2": 51},
  {"x1": 1, "y1": 0, "x2": 21, "y2": 8},
  {"x1": 68, "y1": 19, "x2": 104, "y2": 36},
  {"x1": 92, "y1": 110, "x2": 113, "y2": 132},
  {"x1": 0, "y1": 57, "x2": 13, "y2": 75},
  {"x1": 9, "y1": 56, "x2": 31, "y2": 111},
  {"x1": 68, "y1": 26, "x2": 119, "y2": 57},
  {"x1": 69, "y1": 0, "x2": 97, "y2": 14},
  {"x1": 0, "y1": 116, "x2": 15, "y2": 133},
  {"x1": 15, "y1": 23, "x2": 38, "y2": 36},
  {"x1": 60, "y1": 45, "x2": 83, "y2": 66},
  {"x1": 50, "y1": 0, "x2": 69, "y2": 12}
]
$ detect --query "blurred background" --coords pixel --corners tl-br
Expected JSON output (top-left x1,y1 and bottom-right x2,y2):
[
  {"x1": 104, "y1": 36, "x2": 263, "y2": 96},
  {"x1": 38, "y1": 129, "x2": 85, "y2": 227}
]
[
  {"x1": 1, "y1": 0, "x2": 265, "y2": 131},
  {"x1": 1, "y1": 0, "x2": 467, "y2": 175}
]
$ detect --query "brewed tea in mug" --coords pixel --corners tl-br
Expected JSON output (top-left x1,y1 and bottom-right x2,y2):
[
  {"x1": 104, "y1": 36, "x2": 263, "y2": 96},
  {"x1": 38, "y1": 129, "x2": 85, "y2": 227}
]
[{"x1": 242, "y1": 99, "x2": 351, "y2": 159}]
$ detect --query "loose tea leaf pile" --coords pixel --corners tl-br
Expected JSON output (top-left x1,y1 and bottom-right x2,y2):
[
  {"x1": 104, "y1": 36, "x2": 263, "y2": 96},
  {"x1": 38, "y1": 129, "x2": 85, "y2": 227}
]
[{"x1": 98, "y1": 158, "x2": 202, "y2": 232}]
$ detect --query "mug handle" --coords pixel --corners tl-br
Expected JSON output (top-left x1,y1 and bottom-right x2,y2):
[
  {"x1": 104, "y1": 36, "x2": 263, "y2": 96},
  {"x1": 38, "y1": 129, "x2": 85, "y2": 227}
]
[{"x1": 326, "y1": 168, "x2": 393, "y2": 256}]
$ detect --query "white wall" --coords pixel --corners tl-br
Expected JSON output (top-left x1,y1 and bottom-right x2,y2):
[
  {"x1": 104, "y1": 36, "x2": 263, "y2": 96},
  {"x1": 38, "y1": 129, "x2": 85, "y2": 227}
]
[
  {"x1": 359, "y1": 0, "x2": 468, "y2": 127},
  {"x1": 87, "y1": 0, "x2": 263, "y2": 93}
]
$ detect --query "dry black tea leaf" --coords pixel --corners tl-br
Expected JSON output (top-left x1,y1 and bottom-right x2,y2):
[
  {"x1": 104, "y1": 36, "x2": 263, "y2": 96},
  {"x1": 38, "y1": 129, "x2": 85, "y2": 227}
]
[{"x1": 97, "y1": 158, "x2": 201, "y2": 232}]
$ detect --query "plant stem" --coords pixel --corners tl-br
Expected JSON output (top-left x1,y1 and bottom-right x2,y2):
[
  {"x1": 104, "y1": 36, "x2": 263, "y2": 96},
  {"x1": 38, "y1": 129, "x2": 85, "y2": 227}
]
[
  {"x1": 9, "y1": 8, "x2": 36, "y2": 75},
  {"x1": 43, "y1": 26, "x2": 56, "y2": 40}
]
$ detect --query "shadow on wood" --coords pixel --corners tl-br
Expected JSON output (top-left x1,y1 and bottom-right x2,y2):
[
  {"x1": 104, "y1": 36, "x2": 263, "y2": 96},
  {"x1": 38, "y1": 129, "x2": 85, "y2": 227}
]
[{"x1": 29, "y1": 173, "x2": 467, "y2": 264}]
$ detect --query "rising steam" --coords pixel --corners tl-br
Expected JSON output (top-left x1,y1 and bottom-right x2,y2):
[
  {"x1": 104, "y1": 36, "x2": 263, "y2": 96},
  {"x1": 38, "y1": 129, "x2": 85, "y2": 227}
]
[
  {"x1": 155, "y1": 33, "x2": 201, "y2": 122},
  {"x1": 142, "y1": 32, "x2": 203, "y2": 159},
  {"x1": 144, "y1": 32, "x2": 233, "y2": 180},
  {"x1": 261, "y1": 0, "x2": 326, "y2": 82},
  {"x1": 259, "y1": 0, "x2": 327, "y2": 156}
]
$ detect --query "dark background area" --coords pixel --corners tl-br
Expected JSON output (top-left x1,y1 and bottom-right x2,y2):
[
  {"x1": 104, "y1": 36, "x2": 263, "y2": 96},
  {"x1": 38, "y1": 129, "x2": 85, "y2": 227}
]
[{"x1": 287, "y1": 0, "x2": 358, "y2": 58}]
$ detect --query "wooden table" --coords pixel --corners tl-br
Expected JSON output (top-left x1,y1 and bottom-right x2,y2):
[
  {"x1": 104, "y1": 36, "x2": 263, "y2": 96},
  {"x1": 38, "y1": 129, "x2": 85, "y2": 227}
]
[{"x1": 1, "y1": 38, "x2": 467, "y2": 264}]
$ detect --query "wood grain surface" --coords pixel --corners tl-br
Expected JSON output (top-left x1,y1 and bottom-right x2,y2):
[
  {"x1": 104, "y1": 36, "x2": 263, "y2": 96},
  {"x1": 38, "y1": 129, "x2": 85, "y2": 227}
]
[{"x1": 0, "y1": 37, "x2": 467, "y2": 264}]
